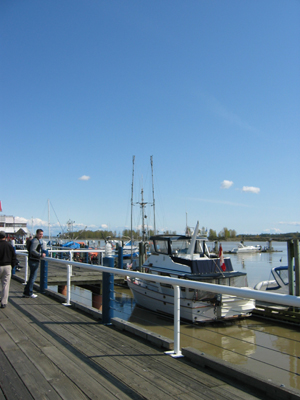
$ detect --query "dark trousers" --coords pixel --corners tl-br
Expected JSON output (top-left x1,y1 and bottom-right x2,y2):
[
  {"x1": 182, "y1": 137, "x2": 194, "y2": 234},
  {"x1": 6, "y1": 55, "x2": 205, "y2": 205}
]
[{"x1": 23, "y1": 259, "x2": 39, "y2": 296}]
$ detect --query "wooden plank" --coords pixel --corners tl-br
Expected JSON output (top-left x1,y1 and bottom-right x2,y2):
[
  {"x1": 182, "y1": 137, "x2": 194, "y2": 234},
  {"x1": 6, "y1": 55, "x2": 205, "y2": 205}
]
[
  {"x1": 30, "y1": 308, "x2": 229, "y2": 399},
  {"x1": 212, "y1": 385, "x2": 266, "y2": 400},
  {"x1": 3, "y1": 298, "x2": 146, "y2": 399},
  {"x1": 42, "y1": 345, "x2": 142, "y2": 400},
  {"x1": 0, "y1": 326, "x2": 61, "y2": 399},
  {"x1": 6, "y1": 279, "x2": 269, "y2": 400},
  {"x1": 0, "y1": 347, "x2": 34, "y2": 400},
  {"x1": 18, "y1": 341, "x2": 89, "y2": 400},
  {"x1": 26, "y1": 303, "x2": 246, "y2": 399},
  {"x1": 13, "y1": 303, "x2": 202, "y2": 399}
]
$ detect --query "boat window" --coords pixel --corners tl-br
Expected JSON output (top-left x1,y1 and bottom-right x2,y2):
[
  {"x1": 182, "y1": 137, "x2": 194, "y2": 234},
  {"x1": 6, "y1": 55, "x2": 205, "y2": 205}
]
[
  {"x1": 154, "y1": 240, "x2": 169, "y2": 254},
  {"x1": 275, "y1": 269, "x2": 289, "y2": 285},
  {"x1": 194, "y1": 240, "x2": 203, "y2": 254},
  {"x1": 149, "y1": 242, "x2": 155, "y2": 252},
  {"x1": 170, "y1": 239, "x2": 190, "y2": 254}
]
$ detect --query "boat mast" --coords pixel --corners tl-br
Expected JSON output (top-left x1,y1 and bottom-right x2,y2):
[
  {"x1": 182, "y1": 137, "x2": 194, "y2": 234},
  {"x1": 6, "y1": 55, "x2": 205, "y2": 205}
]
[
  {"x1": 131, "y1": 156, "x2": 135, "y2": 262},
  {"x1": 150, "y1": 156, "x2": 156, "y2": 235},
  {"x1": 140, "y1": 188, "x2": 145, "y2": 242}
]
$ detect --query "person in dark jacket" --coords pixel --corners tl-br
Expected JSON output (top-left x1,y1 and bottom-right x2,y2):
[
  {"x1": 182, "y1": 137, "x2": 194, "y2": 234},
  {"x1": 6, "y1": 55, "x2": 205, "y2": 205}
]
[
  {"x1": 0, "y1": 231, "x2": 17, "y2": 308},
  {"x1": 23, "y1": 229, "x2": 46, "y2": 298}
]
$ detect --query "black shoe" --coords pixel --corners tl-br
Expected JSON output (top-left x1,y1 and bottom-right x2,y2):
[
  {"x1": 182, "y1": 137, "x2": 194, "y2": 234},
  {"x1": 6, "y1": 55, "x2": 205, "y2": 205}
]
[{"x1": 1, "y1": 304, "x2": 6, "y2": 308}]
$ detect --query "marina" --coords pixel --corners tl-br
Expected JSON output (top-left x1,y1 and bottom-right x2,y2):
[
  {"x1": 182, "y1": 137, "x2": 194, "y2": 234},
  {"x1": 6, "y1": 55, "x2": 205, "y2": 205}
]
[{"x1": 3, "y1": 1, "x2": 299, "y2": 398}]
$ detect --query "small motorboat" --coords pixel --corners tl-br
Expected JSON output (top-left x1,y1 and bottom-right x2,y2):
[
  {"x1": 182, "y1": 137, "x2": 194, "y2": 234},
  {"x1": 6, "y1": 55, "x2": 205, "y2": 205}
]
[
  {"x1": 230, "y1": 242, "x2": 262, "y2": 254},
  {"x1": 254, "y1": 266, "x2": 293, "y2": 294}
]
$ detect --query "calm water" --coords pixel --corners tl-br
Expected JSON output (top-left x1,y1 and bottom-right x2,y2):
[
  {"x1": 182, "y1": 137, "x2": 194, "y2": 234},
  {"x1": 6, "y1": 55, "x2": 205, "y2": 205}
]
[{"x1": 50, "y1": 241, "x2": 300, "y2": 392}]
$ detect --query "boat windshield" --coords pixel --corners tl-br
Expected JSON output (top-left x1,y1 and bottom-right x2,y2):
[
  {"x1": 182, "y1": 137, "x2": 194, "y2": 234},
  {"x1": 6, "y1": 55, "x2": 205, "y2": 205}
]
[
  {"x1": 153, "y1": 237, "x2": 205, "y2": 255},
  {"x1": 274, "y1": 268, "x2": 289, "y2": 285},
  {"x1": 171, "y1": 239, "x2": 191, "y2": 254},
  {"x1": 154, "y1": 239, "x2": 169, "y2": 254}
]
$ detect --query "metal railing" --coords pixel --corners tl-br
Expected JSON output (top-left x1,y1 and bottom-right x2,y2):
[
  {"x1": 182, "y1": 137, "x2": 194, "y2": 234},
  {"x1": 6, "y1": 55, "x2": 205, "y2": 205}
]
[{"x1": 15, "y1": 251, "x2": 300, "y2": 357}]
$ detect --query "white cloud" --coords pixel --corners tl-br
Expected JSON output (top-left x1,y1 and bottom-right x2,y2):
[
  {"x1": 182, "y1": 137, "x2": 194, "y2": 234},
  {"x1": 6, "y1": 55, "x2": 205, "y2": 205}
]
[
  {"x1": 188, "y1": 197, "x2": 252, "y2": 207},
  {"x1": 78, "y1": 175, "x2": 91, "y2": 181},
  {"x1": 101, "y1": 224, "x2": 108, "y2": 229},
  {"x1": 279, "y1": 221, "x2": 300, "y2": 226},
  {"x1": 242, "y1": 186, "x2": 260, "y2": 194},
  {"x1": 221, "y1": 180, "x2": 233, "y2": 189},
  {"x1": 264, "y1": 228, "x2": 282, "y2": 233},
  {"x1": 15, "y1": 216, "x2": 29, "y2": 223}
]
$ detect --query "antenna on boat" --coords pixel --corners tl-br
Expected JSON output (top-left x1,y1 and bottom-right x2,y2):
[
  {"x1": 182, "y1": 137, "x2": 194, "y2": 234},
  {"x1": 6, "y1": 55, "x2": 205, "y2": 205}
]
[
  {"x1": 150, "y1": 156, "x2": 156, "y2": 235},
  {"x1": 131, "y1": 156, "x2": 135, "y2": 262},
  {"x1": 186, "y1": 212, "x2": 188, "y2": 235}
]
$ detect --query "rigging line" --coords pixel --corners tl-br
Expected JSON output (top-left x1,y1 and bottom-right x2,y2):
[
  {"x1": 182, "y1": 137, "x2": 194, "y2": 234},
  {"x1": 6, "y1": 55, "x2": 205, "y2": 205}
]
[
  {"x1": 211, "y1": 258, "x2": 225, "y2": 277},
  {"x1": 41, "y1": 200, "x2": 48, "y2": 221},
  {"x1": 50, "y1": 201, "x2": 65, "y2": 234}
]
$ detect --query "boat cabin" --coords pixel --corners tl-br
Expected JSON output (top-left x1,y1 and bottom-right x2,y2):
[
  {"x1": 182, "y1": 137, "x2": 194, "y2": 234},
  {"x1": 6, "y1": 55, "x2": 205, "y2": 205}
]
[{"x1": 149, "y1": 234, "x2": 210, "y2": 257}]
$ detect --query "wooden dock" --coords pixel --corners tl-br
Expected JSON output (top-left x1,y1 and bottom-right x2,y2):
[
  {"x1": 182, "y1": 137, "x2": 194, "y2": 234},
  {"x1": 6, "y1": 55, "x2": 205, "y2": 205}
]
[
  {"x1": 0, "y1": 279, "x2": 290, "y2": 400},
  {"x1": 253, "y1": 302, "x2": 300, "y2": 325},
  {"x1": 15, "y1": 259, "x2": 125, "y2": 286}
]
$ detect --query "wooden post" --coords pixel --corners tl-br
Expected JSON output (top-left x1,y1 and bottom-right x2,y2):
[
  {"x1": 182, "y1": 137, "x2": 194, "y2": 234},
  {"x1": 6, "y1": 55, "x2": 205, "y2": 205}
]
[
  {"x1": 294, "y1": 239, "x2": 300, "y2": 297},
  {"x1": 92, "y1": 293, "x2": 102, "y2": 310},
  {"x1": 58, "y1": 285, "x2": 67, "y2": 296},
  {"x1": 287, "y1": 240, "x2": 294, "y2": 296}
]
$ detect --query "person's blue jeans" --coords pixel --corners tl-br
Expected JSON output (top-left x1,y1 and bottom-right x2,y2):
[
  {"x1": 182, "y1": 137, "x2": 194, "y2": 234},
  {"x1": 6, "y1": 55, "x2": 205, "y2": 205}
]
[{"x1": 23, "y1": 259, "x2": 39, "y2": 296}]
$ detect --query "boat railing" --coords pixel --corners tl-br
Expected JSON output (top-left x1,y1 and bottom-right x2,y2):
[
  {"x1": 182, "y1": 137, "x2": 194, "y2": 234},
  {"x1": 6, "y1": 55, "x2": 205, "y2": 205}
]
[{"x1": 15, "y1": 250, "x2": 300, "y2": 358}]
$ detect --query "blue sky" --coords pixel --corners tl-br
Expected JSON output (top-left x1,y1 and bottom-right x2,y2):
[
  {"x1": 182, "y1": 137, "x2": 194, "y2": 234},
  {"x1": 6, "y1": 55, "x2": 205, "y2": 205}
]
[{"x1": 1, "y1": 0, "x2": 299, "y2": 237}]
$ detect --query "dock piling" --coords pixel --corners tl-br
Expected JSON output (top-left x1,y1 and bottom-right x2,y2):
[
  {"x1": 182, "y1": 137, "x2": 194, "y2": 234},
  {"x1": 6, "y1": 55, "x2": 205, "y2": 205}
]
[
  {"x1": 40, "y1": 249, "x2": 48, "y2": 293},
  {"x1": 102, "y1": 256, "x2": 114, "y2": 324},
  {"x1": 294, "y1": 239, "x2": 300, "y2": 297}
]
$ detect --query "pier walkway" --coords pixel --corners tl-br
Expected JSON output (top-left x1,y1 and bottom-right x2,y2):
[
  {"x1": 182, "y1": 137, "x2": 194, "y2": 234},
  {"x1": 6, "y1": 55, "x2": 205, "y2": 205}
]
[{"x1": 0, "y1": 279, "x2": 296, "y2": 400}]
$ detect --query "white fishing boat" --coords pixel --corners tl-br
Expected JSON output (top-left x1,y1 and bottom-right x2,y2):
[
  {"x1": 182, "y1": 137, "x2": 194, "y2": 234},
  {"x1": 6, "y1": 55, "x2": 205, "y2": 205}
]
[
  {"x1": 230, "y1": 242, "x2": 262, "y2": 254},
  {"x1": 254, "y1": 266, "x2": 292, "y2": 294},
  {"x1": 127, "y1": 222, "x2": 255, "y2": 323}
]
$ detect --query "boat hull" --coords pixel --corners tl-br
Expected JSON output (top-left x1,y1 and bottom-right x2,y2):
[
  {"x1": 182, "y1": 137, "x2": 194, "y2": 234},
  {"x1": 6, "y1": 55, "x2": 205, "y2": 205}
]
[{"x1": 127, "y1": 278, "x2": 255, "y2": 323}]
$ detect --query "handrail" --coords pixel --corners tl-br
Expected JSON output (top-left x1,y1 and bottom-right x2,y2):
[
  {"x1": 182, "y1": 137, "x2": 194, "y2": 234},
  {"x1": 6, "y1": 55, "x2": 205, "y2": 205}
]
[{"x1": 15, "y1": 252, "x2": 300, "y2": 357}]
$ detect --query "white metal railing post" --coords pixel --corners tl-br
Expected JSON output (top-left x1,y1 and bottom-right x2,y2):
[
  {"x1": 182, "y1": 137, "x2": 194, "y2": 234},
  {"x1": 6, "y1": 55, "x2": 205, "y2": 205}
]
[
  {"x1": 69, "y1": 251, "x2": 73, "y2": 276},
  {"x1": 63, "y1": 264, "x2": 72, "y2": 306},
  {"x1": 165, "y1": 285, "x2": 183, "y2": 358}
]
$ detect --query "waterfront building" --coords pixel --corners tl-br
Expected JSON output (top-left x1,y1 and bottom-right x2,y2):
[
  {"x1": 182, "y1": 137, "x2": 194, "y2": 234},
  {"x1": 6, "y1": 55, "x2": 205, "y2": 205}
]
[{"x1": 0, "y1": 215, "x2": 29, "y2": 239}]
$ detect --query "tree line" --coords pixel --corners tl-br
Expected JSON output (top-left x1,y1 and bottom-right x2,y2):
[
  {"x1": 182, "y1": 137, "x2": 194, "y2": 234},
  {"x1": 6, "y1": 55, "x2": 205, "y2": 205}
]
[{"x1": 61, "y1": 228, "x2": 300, "y2": 242}]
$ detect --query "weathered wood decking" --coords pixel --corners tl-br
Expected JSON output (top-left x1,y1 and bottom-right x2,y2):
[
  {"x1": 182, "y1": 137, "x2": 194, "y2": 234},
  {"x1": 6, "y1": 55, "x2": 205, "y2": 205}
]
[
  {"x1": 0, "y1": 279, "x2": 291, "y2": 399},
  {"x1": 15, "y1": 259, "x2": 125, "y2": 286}
]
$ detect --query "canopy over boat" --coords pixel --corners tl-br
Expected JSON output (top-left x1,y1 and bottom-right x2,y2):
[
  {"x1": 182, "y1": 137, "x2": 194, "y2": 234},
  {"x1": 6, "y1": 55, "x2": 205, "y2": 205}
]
[{"x1": 60, "y1": 241, "x2": 81, "y2": 249}]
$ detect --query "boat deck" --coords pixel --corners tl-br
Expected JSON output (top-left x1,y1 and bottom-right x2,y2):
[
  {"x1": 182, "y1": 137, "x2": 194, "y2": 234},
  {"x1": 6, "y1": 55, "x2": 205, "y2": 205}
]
[{"x1": 0, "y1": 279, "x2": 282, "y2": 400}]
